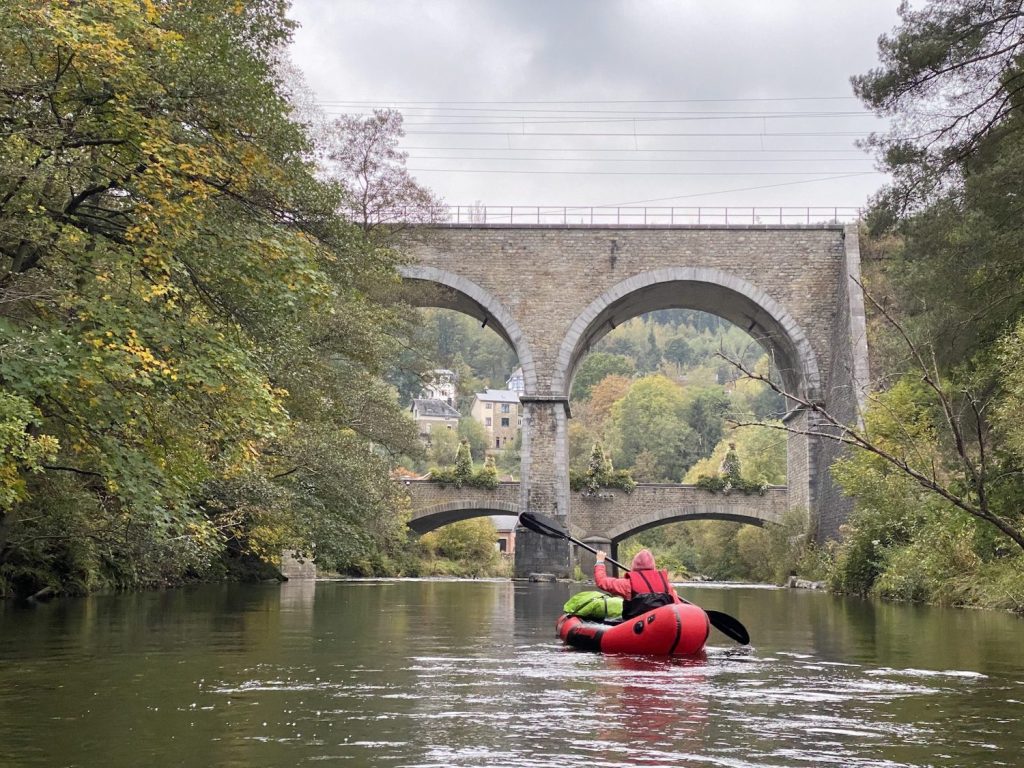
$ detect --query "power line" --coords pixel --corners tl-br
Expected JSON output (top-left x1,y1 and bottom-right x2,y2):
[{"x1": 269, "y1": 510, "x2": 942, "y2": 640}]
[
  {"x1": 404, "y1": 129, "x2": 870, "y2": 137},
  {"x1": 323, "y1": 110, "x2": 873, "y2": 122},
  {"x1": 405, "y1": 154, "x2": 876, "y2": 164},
  {"x1": 602, "y1": 173, "x2": 877, "y2": 206},
  {"x1": 399, "y1": 145, "x2": 867, "y2": 154},
  {"x1": 314, "y1": 95, "x2": 861, "y2": 105},
  {"x1": 323, "y1": 109, "x2": 872, "y2": 122},
  {"x1": 407, "y1": 167, "x2": 884, "y2": 176},
  {"x1": 392, "y1": 115, "x2": 876, "y2": 128}
]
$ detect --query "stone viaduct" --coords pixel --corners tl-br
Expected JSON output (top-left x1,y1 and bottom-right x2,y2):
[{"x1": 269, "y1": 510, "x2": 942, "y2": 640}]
[{"x1": 397, "y1": 223, "x2": 870, "y2": 577}]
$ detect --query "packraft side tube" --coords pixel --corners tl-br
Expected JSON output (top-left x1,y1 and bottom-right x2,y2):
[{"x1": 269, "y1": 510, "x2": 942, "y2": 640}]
[{"x1": 557, "y1": 602, "x2": 709, "y2": 656}]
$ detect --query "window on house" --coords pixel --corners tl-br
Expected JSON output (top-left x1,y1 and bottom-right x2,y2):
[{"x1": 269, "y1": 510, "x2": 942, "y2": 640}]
[
  {"x1": 485, "y1": 417, "x2": 492, "y2": 427},
  {"x1": 485, "y1": 402, "x2": 493, "y2": 410},
  {"x1": 446, "y1": 424, "x2": 453, "y2": 430},
  {"x1": 501, "y1": 403, "x2": 510, "y2": 413},
  {"x1": 495, "y1": 438, "x2": 501, "y2": 448},
  {"x1": 517, "y1": 418, "x2": 522, "y2": 427},
  {"x1": 501, "y1": 418, "x2": 510, "y2": 427}
]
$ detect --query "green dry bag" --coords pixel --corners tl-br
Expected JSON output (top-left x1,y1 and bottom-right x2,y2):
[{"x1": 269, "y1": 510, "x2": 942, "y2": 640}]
[{"x1": 562, "y1": 590, "x2": 623, "y2": 620}]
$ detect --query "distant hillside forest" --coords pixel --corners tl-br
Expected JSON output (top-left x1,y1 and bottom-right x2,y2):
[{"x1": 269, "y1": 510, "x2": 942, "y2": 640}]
[{"x1": 397, "y1": 306, "x2": 795, "y2": 583}]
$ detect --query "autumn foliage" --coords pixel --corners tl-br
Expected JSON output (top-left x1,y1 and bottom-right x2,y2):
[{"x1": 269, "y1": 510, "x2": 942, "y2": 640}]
[{"x1": 0, "y1": 1, "x2": 419, "y2": 595}]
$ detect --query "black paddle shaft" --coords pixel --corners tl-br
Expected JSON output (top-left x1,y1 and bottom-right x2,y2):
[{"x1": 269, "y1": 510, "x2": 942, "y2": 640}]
[
  {"x1": 518, "y1": 510, "x2": 751, "y2": 645},
  {"x1": 517, "y1": 510, "x2": 624, "y2": 571}
]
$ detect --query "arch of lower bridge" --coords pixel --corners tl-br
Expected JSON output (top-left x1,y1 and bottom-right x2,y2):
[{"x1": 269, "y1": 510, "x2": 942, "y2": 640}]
[
  {"x1": 398, "y1": 264, "x2": 538, "y2": 394},
  {"x1": 554, "y1": 266, "x2": 822, "y2": 401},
  {"x1": 407, "y1": 499, "x2": 520, "y2": 535},
  {"x1": 598, "y1": 505, "x2": 779, "y2": 546}
]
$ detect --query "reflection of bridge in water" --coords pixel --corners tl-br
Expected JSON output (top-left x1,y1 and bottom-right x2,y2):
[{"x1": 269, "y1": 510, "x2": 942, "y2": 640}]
[
  {"x1": 398, "y1": 220, "x2": 870, "y2": 577},
  {"x1": 404, "y1": 479, "x2": 789, "y2": 568}
]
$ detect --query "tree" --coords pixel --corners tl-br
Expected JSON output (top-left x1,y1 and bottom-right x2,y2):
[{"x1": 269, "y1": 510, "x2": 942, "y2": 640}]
[
  {"x1": 495, "y1": 431, "x2": 522, "y2": 478},
  {"x1": 684, "y1": 388, "x2": 730, "y2": 458},
  {"x1": 571, "y1": 353, "x2": 635, "y2": 401},
  {"x1": 584, "y1": 442, "x2": 614, "y2": 492},
  {"x1": 458, "y1": 417, "x2": 489, "y2": 462},
  {"x1": 0, "y1": 0, "x2": 422, "y2": 595},
  {"x1": 853, "y1": 1, "x2": 1024, "y2": 212},
  {"x1": 586, "y1": 375, "x2": 634, "y2": 430},
  {"x1": 454, "y1": 440, "x2": 474, "y2": 485},
  {"x1": 720, "y1": 443, "x2": 742, "y2": 484},
  {"x1": 640, "y1": 326, "x2": 662, "y2": 373},
  {"x1": 607, "y1": 375, "x2": 700, "y2": 482},
  {"x1": 428, "y1": 425, "x2": 460, "y2": 466},
  {"x1": 322, "y1": 109, "x2": 443, "y2": 231},
  {"x1": 684, "y1": 425, "x2": 786, "y2": 485},
  {"x1": 829, "y1": 3, "x2": 1024, "y2": 562},
  {"x1": 630, "y1": 450, "x2": 662, "y2": 483},
  {"x1": 424, "y1": 517, "x2": 499, "y2": 564},
  {"x1": 664, "y1": 337, "x2": 694, "y2": 370},
  {"x1": 727, "y1": 340, "x2": 1024, "y2": 552}
]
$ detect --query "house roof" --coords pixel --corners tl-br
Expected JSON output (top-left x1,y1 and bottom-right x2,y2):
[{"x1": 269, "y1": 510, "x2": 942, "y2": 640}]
[
  {"x1": 411, "y1": 398, "x2": 461, "y2": 419},
  {"x1": 474, "y1": 389, "x2": 520, "y2": 404}
]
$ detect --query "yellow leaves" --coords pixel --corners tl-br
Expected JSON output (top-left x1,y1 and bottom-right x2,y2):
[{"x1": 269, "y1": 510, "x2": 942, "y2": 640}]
[{"x1": 141, "y1": 0, "x2": 160, "y2": 23}]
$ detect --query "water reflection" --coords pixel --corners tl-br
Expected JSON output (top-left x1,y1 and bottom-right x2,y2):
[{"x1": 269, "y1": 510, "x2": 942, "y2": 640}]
[
  {"x1": 0, "y1": 580, "x2": 1022, "y2": 767},
  {"x1": 594, "y1": 656, "x2": 709, "y2": 764}
]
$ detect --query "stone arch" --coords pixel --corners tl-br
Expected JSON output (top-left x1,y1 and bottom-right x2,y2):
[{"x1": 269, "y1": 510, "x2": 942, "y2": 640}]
[
  {"x1": 399, "y1": 265, "x2": 538, "y2": 394},
  {"x1": 407, "y1": 499, "x2": 519, "y2": 535},
  {"x1": 554, "y1": 267, "x2": 822, "y2": 401},
  {"x1": 603, "y1": 502, "x2": 781, "y2": 544}
]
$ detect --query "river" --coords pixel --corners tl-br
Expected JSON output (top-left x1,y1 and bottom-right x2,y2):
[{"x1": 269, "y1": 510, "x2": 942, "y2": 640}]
[{"x1": 1, "y1": 580, "x2": 1022, "y2": 767}]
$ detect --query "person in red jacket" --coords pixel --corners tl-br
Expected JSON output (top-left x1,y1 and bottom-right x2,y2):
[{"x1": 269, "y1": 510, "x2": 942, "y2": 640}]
[{"x1": 594, "y1": 549, "x2": 682, "y2": 619}]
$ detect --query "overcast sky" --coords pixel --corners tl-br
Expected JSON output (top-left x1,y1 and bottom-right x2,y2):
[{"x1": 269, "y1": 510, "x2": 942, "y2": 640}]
[{"x1": 288, "y1": 1, "x2": 904, "y2": 216}]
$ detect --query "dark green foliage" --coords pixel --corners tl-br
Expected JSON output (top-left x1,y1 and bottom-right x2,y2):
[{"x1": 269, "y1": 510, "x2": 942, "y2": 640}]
[
  {"x1": 417, "y1": 517, "x2": 509, "y2": 577},
  {"x1": 454, "y1": 441, "x2": 473, "y2": 485},
  {"x1": 571, "y1": 353, "x2": 635, "y2": 401},
  {"x1": 818, "y1": 1, "x2": 1024, "y2": 609},
  {"x1": 0, "y1": 1, "x2": 422, "y2": 595},
  {"x1": 693, "y1": 475, "x2": 767, "y2": 496},
  {"x1": 686, "y1": 389, "x2": 730, "y2": 459},
  {"x1": 429, "y1": 455, "x2": 500, "y2": 490},
  {"x1": 574, "y1": 441, "x2": 637, "y2": 494}
]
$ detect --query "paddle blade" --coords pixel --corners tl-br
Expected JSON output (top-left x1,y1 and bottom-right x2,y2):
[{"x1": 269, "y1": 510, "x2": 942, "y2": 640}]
[
  {"x1": 518, "y1": 511, "x2": 569, "y2": 540},
  {"x1": 707, "y1": 610, "x2": 750, "y2": 645}
]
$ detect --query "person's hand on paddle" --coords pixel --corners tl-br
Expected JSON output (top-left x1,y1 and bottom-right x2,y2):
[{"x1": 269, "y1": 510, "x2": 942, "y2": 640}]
[{"x1": 595, "y1": 551, "x2": 606, "y2": 564}]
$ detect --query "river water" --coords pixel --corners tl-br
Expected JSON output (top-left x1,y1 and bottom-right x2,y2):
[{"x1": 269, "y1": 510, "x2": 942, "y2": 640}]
[{"x1": 1, "y1": 580, "x2": 1022, "y2": 767}]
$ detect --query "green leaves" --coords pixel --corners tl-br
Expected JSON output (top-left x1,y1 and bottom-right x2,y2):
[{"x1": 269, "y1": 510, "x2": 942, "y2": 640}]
[{"x1": 0, "y1": 1, "x2": 422, "y2": 594}]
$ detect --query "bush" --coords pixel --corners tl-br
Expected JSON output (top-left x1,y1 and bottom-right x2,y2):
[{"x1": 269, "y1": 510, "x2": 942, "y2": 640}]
[
  {"x1": 694, "y1": 474, "x2": 767, "y2": 495},
  {"x1": 569, "y1": 469, "x2": 637, "y2": 494},
  {"x1": 570, "y1": 442, "x2": 637, "y2": 495},
  {"x1": 427, "y1": 455, "x2": 499, "y2": 490}
]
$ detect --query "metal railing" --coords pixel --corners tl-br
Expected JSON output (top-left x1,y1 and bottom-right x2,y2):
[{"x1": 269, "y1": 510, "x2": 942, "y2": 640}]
[{"x1": 414, "y1": 205, "x2": 861, "y2": 226}]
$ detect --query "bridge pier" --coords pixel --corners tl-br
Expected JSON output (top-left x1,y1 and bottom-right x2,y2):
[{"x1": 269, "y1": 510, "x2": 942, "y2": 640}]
[
  {"x1": 514, "y1": 399, "x2": 572, "y2": 578},
  {"x1": 578, "y1": 536, "x2": 612, "y2": 577}
]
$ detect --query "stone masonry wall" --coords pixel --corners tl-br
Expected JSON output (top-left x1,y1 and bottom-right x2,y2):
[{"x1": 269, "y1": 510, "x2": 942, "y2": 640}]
[
  {"x1": 401, "y1": 226, "x2": 844, "y2": 396},
  {"x1": 813, "y1": 225, "x2": 872, "y2": 541},
  {"x1": 398, "y1": 225, "x2": 861, "y2": 570}
]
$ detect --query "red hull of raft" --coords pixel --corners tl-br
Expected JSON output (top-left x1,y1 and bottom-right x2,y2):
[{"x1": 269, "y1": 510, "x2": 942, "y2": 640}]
[{"x1": 557, "y1": 602, "x2": 710, "y2": 656}]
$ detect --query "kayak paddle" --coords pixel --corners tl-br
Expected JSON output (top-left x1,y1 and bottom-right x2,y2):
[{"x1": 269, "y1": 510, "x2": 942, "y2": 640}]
[{"x1": 519, "y1": 510, "x2": 751, "y2": 645}]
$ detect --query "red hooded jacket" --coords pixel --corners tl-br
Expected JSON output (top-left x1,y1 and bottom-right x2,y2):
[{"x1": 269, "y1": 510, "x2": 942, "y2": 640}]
[{"x1": 594, "y1": 563, "x2": 681, "y2": 603}]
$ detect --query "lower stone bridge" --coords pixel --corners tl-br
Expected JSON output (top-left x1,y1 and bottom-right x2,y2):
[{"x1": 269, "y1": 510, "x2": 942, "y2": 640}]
[{"x1": 404, "y1": 480, "x2": 789, "y2": 574}]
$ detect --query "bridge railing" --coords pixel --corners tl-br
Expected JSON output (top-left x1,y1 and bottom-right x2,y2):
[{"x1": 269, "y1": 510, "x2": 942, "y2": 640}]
[{"x1": 404, "y1": 205, "x2": 862, "y2": 227}]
